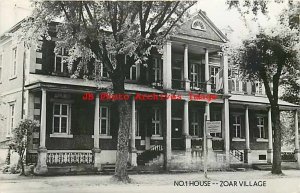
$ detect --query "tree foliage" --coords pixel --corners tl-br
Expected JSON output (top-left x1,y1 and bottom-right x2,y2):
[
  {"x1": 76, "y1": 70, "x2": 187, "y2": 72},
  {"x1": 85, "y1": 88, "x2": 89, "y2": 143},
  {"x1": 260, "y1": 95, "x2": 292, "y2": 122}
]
[
  {"x1": 226, "y1": 2, "x2": 300, "y2": 174},
  {"x1": 10, "y1": 119, "x2": 39, "y2": 175},
  {"x1": 20, "y1": 1, "x2": 196, "y2": 182}
]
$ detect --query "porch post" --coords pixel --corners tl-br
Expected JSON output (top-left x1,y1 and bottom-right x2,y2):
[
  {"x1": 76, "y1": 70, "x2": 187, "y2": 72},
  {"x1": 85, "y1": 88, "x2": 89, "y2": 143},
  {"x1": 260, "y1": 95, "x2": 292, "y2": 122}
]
[
  {"x1": 204, "y1": 48, "x2": 211, "y2": 93},
  {"x1": 267, "y1": 107, "x2": 273, "y2": 163},
  {"x1": 34, "y1": 88, "x2": 48, "y2": 174},
  {"x1": 183, "y1": 99, "x2": 191, "y2": 151},
  {"x1": 245, "y1": 105, "x2": 252, "y2": 164},
  {"x1": 222, "y1": 54, "x2": 228, "y2": 95},
  {"x1": 93, "y1": 93, "x2": 101, "y2": 168},
  {"x1": 163, "y1": 41, "x2": 172, "y2": 90},
  {"x1": 165, "y1": 97, "x2": 172, "y2": 167},
  {"x1": 130, "y1": 97, "x2": 137, "y2": 166},
  {"x1": 205, "y1": 102, "x2": 213, "y2": 150},
  {"x1": 184, "y1": 44, "x2": 190, "y2": 91},
  {"x1": 294, "y1": 110, "x2": 300, "y2": 166},
  {"x1": 224, "y1": 98, "x2": 230, "y2": 164}
]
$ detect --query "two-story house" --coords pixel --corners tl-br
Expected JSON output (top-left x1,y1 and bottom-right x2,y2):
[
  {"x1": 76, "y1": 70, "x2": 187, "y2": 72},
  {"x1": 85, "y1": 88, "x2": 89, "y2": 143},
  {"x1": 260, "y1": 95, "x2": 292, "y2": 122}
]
[{"x1": 0, "y1": 11, "x2": 299, "y2": 174}]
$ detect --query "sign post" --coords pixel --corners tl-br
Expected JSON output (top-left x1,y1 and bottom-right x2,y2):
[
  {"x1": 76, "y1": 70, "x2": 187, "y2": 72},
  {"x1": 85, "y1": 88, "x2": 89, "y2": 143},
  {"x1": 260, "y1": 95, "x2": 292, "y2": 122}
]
[{"x1": 203, "y1": 114, "x2": 207, "y2": 178}]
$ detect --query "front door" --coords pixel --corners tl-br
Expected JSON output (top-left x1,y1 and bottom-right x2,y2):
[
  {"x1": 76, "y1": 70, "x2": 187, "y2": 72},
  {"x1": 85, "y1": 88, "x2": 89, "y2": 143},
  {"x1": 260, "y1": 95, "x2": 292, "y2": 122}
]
[{"x1": 171, "y1": 119, "x2": 184, "y2": 150}]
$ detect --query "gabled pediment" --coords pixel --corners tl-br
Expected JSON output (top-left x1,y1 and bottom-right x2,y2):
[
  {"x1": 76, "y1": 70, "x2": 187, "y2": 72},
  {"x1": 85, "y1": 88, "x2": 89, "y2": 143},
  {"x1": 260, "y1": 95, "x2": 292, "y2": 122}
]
[{"x1": 174, "y1": 10, "x2": 228, "y2": 43}]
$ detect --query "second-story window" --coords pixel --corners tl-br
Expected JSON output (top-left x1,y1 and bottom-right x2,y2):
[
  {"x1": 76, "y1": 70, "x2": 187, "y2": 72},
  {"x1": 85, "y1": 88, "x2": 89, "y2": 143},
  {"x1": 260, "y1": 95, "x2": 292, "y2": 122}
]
[
  {"x1": 125, "y1": 55, "x2": 138, "y2": 81},
  {"x1": 11, "y1": 47, "x2": 17, "y2": 78},
  {"x1": 54, "y1": 48, "x2": 68, "y2": 74},
  {"x1": 210, "y1": 66, "x2": 219, "y2": 89},
  {"x1": 152, "y1": 57, "x2": 162, "y2": 82},
  {"x1": 190, "y1": 63, "x2": 199, "y2": 88}
]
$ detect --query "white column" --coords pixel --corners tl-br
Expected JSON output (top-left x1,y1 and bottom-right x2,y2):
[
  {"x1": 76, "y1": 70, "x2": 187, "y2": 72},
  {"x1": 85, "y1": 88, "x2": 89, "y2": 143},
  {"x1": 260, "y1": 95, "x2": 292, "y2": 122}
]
[
  {"x1": 224, "y1": 98, "x2": 230, "y2": 164},
  {"x1": 222, "y1": 54, "x2": 229, "y2": 95},
  {"x1": 267, "y1": 107, "x2": 273, "y2": 163},
  {"x1": 183, "y1": 99, "x2": 191, "y2": 150},
  {"x1": 245, "y1": 106, "x2": 252, "y2": 164},
  {"x1": 93, "y1": 93, "x2": 101, "y2": 169},
  {"x1": 34, "y1": 88, "x2": 48, "y2": 174},
  {"x1": 204, "y1": 49, "x2": 211, "y2": 93},
  {"x1": 294, "y1": 110, "x2": 300, "y2": 166},
  {"x1": 165, "y1": 98, "x2": 172, "y2": 163},
  {"x1": 184, "y1": 44, "x2": 190, "y2": 91},
  {"x1": 130, "y1": 97, "x2": 137, "y2": 166},
  {"x1": 163, "y1": 41, "x2": 172, "y2": 89},
  {"x1": 205, "y1": 102, "x2": 213, "y2": 150},
  {"x1": 40, "y1": 89, "x2": 47, "y2": 149},
  {"x1": 94, "y1": 93, "x2": 100, "y2": 149}
]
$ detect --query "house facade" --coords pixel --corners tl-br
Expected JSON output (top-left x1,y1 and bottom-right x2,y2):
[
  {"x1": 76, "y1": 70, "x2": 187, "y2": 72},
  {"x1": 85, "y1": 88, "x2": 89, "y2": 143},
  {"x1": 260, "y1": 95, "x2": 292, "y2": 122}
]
[{"x1": 0, "y1": 11, "x2": 299, "y2": 174}]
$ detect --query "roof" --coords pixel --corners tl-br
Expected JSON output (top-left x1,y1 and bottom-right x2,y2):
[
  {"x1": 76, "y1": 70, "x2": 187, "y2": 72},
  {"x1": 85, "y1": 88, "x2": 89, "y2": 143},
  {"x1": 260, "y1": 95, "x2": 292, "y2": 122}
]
[
  {"x1": 25, "y1": 74, "x2": 164, "y2": 94},
  {"x1": 173, "y1": 10, "x2": 228, "y2": 44},
  {"x1": 229, "y1": 94, "x2": 299, "y2": 110}
]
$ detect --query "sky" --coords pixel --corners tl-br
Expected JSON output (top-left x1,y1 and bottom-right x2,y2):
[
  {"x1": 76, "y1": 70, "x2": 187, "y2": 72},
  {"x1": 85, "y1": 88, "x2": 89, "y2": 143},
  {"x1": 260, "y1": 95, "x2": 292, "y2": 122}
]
[{"x1": 0, "y1": 0, "x2": 289, "y2": 43}]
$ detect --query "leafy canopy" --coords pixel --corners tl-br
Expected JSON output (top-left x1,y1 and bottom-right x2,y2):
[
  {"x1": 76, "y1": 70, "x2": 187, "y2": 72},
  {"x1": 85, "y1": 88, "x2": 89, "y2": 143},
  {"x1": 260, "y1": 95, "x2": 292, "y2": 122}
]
[{"x1": 21, "y1": 1, "x2": 196, "y2": 81}]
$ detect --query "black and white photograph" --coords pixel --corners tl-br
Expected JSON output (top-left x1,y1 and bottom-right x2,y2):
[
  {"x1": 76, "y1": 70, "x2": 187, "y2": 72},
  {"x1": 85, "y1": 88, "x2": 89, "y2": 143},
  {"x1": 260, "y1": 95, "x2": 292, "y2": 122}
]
[{"x1": 0, "y1": 0, "x2": 299, "y2": 193}]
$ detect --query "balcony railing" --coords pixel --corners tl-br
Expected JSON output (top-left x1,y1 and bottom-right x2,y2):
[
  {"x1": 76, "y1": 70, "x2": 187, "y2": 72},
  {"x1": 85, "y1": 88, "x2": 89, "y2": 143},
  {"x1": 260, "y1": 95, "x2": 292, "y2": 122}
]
[
  {"x1": 190, "y1": 81, "x2": 206, "y2": 92},
  {"x1": 150, "y1": 80, "x2": 163, "y2": 89},
  {"x1": 172, "y1": 79, "x2": 185, "y2": 90}
]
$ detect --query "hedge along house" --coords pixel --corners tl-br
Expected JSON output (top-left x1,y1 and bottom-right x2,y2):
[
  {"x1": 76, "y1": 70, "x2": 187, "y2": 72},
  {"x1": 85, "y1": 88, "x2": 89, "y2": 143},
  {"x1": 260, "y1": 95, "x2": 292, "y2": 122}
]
[{"x1": 0, "y1": 11, "x2": 299, "y2": 174}]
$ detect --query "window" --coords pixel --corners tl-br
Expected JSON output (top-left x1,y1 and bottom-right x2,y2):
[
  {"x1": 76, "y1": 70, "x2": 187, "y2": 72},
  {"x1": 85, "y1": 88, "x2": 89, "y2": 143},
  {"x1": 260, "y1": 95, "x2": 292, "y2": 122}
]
[
  {"x1": 0, "y1": 54, "x2": 2, "y2": 82},
  {"x1": 210, "y1": 66, "x2": 219, "y2": 89},
  {"x1": 52, "y1": 103, "x2": 71, "y2": 134},
  {"x1": 190, "y1": 110, "x2": 199, "y2": 136},
  {"x1": 11, "y1": 47, "x2": 17, "y2": 77},
  {"x1": 232, "y1": 115, "x2": 242, "y2": 138},
  {"x1": 54, "y1": 48, "x2": 68, "y2": 73},
  {"x1": 210, "y1": 111, "x2": 221, "y2": 137},
  {"x1": 100, "y1": 62, "x2": 109, "y2": 78},
  {"x1": 100, "y1": 106, "x2": 110, "y2": 135},
  {"x1": 191, "y1": 19, "x2": 206, "y2": 31},
  {"x1": 152, "y1": 57, "x2": 162, "y2": 82},
  {"x1": 125, "y1": 55, "x2": 138, "y2": 80},
  {"x1": 257, "y1": 117, "x2": 266, "y2": 139},
  {"x1": 254, "y1": 81, "x2": 265, "y2": 95},
  {"x1": 190, "y1": 63, "x2": 199, "y2": 88},
  {"x1": 152, "y1": 108, "x2": 161, "y2": 136},
  {"x1": 7, "y1": 103, "x2": 15, "y2": 137}
]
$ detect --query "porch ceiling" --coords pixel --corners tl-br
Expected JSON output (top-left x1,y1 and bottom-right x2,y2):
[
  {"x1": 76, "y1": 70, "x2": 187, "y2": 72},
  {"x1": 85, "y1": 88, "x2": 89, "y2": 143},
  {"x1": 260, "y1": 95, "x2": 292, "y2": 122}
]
[
  {"x1": 25, "y1": 74, "x2": 164, "y2": 94},
  {"x1": 229, "y1": 94, "x2": 299, "y2": 111}
]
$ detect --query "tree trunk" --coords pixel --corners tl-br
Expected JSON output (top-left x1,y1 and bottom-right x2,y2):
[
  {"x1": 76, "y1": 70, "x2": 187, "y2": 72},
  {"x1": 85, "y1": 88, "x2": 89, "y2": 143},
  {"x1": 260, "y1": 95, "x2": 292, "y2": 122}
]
[
  {"x1": 111, "y1": 65, "x2": 131, "y2": 183},
  {"x1": 271, "y1": 105, "x2": 282, "y2": 174},
  {"x1": 113, "y1": 99, "x2": 131, "y2": 182},
  {"x1": 19, "y1": 153, "x2": 25, "y2": 175}
]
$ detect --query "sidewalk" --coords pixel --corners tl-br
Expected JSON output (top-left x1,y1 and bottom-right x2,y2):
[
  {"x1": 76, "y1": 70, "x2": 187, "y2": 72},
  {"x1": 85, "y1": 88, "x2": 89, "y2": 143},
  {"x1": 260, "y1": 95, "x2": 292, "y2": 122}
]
[{"x1": 1, "y1": 170, "x2": 300, "y2": 193}]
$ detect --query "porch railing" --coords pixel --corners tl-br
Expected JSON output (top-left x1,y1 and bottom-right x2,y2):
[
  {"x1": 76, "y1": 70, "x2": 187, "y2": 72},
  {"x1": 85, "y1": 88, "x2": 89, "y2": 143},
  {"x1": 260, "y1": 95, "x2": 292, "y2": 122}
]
[
  {"x1": 46, "y1": 150, "x2": 94, "y2": 166},
  {"x1": 281, "y1": 151, "x2": 296, "y2": 162},
  {"x1": 230, "y1": 148, "x2": 244, "y2": 162}
]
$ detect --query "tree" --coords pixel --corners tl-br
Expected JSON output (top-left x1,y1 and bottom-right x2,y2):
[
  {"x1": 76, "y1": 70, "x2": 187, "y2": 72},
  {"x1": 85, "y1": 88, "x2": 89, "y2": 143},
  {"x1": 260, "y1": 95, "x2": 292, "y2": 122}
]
[
  {"x1": 227, "y1": 9, "x2": 300, "y2": 174},
  {"x1": 21, "y1": 1, "x2": 196, "y2": 182},
  {"x1": 10, "y1": 119, "x2": 39, "y2": 175}
]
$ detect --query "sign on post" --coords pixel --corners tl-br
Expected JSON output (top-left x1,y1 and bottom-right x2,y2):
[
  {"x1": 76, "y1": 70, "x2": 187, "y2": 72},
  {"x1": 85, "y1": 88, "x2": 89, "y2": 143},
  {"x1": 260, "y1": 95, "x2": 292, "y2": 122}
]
[{"x1": 206, "y1": 121, "x2": 221, "y2": 133}]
